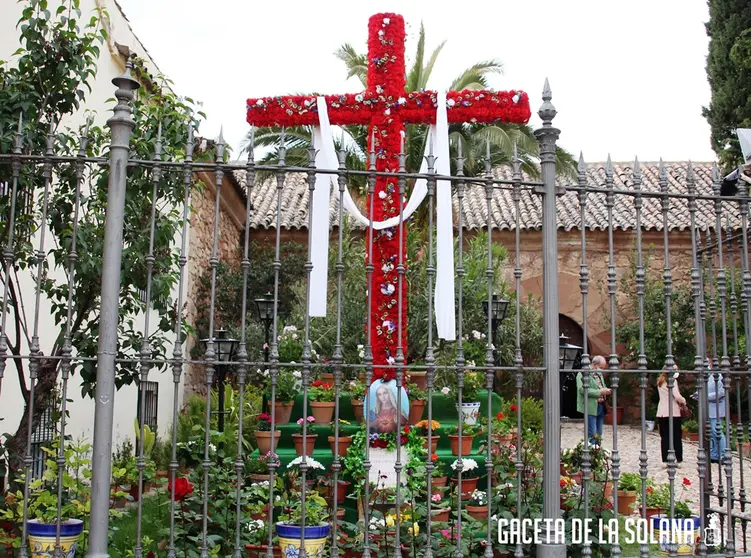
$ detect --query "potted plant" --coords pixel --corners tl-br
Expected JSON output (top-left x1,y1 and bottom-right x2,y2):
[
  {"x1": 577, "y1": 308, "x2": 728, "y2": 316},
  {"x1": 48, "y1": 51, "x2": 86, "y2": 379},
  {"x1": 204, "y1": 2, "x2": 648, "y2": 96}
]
[
  {"x1": 316, "y1": 471, "x2": 351, "y2": 507},
  {"x1": 492, "y1": 410, "x2": 514, "y2": 442},
  {"x1": 328, "y1": 420, "x2": 354, "y2": 457},
  {"x1": 286, "y1": 456, "x2": 326, "y2": 491},
  {"x1": 267, "y1": 370, "x2": 300, "y2": 425},
  {"x1": 404, "y1": 380, "x2": 426, "y2": 425},
  {"x1": 450, "y1": 458, "x2": 480, "y2": 498},
  {"x1": 617, "y1": 472, "x2": 641, "y2": 515},
  {"x1": 406, "y1": 369, "x2": 427, "y2": 390},
  {"x1": 246, "y1": 452, "x2": 278, "y2": 483},
  {"x1": 429, "y1": 453, "x2": 448, "y2": 497},
  {"x1": 246, "y1": 477, "x2": 282, "y2": 522},
  {"x1": 652, "y1": 478, "x2": 700, "y2": 556},
  {"x1": 309, "y1": 381, "x2": 336, "y2": 423},
  {"x1": 642, "y1": 482, "x2": 669, "y2": 519},
  {"x1": 683, "y1": 419, "x2": 699, "y2": 442},
  {"x1": 465, "y1": 489, "x2": 488, "y2": 521},
  {"x1": 414, "y1": 420, "x2": 441, "y2": 453},
  {"x1": 245, "y1": 518, "x2": 281, "y2": 558},
  {"x1": 276, "y1": 488, "x2": 331, "y2": 558},
  {"x1": 741, "y1": 432, "x2": 751, "y2": 458},
  {"x1": 254, "y1": 413, "x2": 281, "y2": 455},
  {"x1": 442, "y1": 371, "x2": 484, "y2": 425},
  {"x1": 447, "y1": 422, "x2": 482, "y2": 456},
  {"x1": 0, "y1": 439, "x2": 90, "y2": 558},
  {"x1": 560, "y1": 475, "x2": 581, "y2": 511},
  {"x1": 347, "y1": 379, "x2": 367, "y2": 423},
  {"x1": 292, "y1": 416, "x2": 318, "y2": 456}
]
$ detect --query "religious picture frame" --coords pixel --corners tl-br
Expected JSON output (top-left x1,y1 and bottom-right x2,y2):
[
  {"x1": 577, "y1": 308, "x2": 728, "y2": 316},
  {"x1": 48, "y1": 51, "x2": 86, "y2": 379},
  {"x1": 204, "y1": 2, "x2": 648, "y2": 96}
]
[{"x1": 364, "y1": 379, "x2": 410, "y2": 434}]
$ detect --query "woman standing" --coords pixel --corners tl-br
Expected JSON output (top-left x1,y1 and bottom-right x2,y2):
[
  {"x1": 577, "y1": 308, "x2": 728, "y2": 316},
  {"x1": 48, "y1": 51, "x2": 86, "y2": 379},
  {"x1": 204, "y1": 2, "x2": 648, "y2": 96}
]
[{"x1": 656, "y1": 366, "x2": 687, "y2": 467}]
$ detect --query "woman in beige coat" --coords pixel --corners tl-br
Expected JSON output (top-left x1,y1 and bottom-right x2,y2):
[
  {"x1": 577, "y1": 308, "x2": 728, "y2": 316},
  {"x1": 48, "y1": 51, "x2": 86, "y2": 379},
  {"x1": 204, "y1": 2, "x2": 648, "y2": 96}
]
[{"x1": 656, "y1": 365, "x2": 687, "y2": 466}]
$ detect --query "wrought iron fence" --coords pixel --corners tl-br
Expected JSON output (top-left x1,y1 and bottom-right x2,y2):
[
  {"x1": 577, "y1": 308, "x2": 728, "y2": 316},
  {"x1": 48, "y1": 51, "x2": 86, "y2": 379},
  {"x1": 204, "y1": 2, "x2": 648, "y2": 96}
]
[{"x1": 2, "y1": 60, "x2": 751, "y2": 558}]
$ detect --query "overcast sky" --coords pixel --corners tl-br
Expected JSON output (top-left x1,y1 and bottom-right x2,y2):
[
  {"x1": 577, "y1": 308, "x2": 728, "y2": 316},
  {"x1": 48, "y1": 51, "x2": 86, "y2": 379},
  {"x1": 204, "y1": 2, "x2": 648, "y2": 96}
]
[{"x1": 117, "y1": 0, "x2": 715, "y2": 164}]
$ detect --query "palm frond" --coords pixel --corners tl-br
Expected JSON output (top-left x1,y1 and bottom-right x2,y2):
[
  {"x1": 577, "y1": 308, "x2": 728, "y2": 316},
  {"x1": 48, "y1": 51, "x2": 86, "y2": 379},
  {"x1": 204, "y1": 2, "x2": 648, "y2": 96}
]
[
  {"x1": 335, "y1": 43, "x2": 368, "y2": 88},
  {"x1": 449, "y1": 60, "x2": 504, "y2": 91},
  {"x1": 406, "y1": 23, "x2": 427, "y2": 92}
]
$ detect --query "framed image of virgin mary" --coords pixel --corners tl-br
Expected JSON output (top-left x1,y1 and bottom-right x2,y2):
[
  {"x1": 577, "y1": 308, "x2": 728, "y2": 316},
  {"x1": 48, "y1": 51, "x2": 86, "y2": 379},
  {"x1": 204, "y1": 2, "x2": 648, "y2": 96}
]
[{"x1": 365, "y1": 379, "x2": 410, "y2": 434}]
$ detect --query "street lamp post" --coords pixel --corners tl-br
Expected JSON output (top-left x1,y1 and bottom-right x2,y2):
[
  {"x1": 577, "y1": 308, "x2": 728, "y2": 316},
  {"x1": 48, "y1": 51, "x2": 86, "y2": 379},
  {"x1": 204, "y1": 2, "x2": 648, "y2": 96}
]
[
  {"x1": 558, "y1": 333, "x2": 583, "y2": 371},
  {"x1": 255, "y1": 292, "x2": 275, "y2": 414},
  {"x1": 483, "y1": 294, "x2": 509, "y2": 391},
  {"x1": 200, "y1": 329, "x2": 238, "y2": 434},
  {"x1": 254, "y1": 292, "x2": 275, "y2": 363}
]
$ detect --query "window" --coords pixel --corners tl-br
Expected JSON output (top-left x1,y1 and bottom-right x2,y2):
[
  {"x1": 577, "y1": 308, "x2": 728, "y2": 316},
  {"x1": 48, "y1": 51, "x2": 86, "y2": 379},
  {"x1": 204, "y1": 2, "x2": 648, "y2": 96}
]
[{"x1": 136, "y1": 380, "x2": 159, "y2": 431}]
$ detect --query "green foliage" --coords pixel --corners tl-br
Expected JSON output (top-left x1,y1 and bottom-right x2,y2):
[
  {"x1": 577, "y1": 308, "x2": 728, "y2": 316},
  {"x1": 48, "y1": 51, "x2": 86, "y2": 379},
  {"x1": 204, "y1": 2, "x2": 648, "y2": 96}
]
[
  {"x1": 618, "y1": 472, "x2": 641, "y2": 492},
  {"x1": 278, "y1": 490, "x2": 329, "y2": 526},
  {"x1": 616, "y1": 247, "x2": 697, "y2": 371},
  {"x1": 702, "y1": 0, "x2": 751, "y2": 170},
  {"x1": 134, "y1": 419, "x2": 156, "y2": 459}
]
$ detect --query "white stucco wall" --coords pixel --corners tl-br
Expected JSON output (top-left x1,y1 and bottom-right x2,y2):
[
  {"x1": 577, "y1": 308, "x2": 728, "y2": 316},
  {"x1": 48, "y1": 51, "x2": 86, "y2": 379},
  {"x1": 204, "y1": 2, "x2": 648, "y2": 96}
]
[{"x1": 0, "y1": 0, "x2": 185, "y2": 454}]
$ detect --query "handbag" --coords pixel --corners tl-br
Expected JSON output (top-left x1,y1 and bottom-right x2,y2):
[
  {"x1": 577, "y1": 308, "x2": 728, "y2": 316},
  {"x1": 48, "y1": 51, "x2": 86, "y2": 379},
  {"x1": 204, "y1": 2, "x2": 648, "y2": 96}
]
[{"x1": 679, "y1": 404, "x2": 691, "y2": 419}]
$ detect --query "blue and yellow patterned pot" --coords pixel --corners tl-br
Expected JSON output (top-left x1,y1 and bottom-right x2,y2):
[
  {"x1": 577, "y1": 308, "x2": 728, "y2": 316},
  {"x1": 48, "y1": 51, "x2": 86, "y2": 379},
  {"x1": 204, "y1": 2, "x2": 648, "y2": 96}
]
[
  {"x1": 27, "y1": 519, "x2": 83, "y2": 558},
  {"x1": 652, "y1": 515, "x2": 701, "y2": 556},
  {"x1": 275, "y1": 522, "x2": 330, "y2": 558}
]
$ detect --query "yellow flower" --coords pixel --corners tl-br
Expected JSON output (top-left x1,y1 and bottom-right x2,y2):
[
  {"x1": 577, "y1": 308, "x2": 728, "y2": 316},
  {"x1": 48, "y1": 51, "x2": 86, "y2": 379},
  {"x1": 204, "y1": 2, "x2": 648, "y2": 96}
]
[
  {"x1": 385, "y1": 514, "x2": 395, "y2": 528},
  {"x1": 409, "y1": 523, "x2": 420, "y2": 536}
]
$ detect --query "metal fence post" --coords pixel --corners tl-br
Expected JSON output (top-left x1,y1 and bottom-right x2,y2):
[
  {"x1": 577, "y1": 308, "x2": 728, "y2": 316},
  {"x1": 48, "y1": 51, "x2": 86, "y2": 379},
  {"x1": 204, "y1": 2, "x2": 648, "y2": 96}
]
[
  {"x1": 534, "y1": 79, "x2": 564, "y2": 558},
  {"x1": 86, "y1": 59, "x2": 140, "y2": 558}
]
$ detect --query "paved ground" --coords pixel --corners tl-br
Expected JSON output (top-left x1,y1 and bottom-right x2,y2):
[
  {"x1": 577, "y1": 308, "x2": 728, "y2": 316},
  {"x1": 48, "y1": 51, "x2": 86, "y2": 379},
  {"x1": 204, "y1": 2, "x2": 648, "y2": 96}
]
[{"x1": 562, "y1": 422, "x2": 751, "y2": 548}]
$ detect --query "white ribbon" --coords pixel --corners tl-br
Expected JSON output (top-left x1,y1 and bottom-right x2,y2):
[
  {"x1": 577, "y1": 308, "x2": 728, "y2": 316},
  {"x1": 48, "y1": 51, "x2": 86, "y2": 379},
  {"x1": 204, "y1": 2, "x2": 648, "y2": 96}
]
[
  {"x1": 308, "y1": 94, "x2": 456, "y2": 341},
  {"x1": 738, "y1": 129, "x2": 751, "y2": 164}
]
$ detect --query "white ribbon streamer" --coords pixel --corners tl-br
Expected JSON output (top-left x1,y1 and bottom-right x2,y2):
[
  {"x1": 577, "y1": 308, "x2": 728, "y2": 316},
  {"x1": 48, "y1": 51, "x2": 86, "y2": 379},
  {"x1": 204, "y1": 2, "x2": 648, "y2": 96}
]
[{"x1": 308, "y1": 95, "x2": 456, "y2": 341}]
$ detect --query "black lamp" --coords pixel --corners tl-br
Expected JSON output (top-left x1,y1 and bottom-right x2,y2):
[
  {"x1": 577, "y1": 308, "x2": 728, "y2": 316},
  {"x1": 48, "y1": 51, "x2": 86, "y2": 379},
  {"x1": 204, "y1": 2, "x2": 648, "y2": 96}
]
[
  {"x1": 559, "y1": 333, "x2": 583, "y2": 370},
  {"x1": 200, "y1": 329, "x2": 238, "y2": 434},
  {"x1": 254, "y1": 292, "x2": 275, "y2": 362},
  {"x1": 483, "y1": 294, "x2": 510, "y2": 392}
]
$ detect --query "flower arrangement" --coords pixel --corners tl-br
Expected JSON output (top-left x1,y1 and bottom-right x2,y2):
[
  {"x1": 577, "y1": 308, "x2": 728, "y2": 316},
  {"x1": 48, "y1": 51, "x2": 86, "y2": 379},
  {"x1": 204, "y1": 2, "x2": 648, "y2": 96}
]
[
  {"x1": 266, "y1": 369, "x2": 301, "y2": 403},
  {"x1": 255, "y1": 413, "x2": 274, "y2": 432},
  {"x1": 369, "y1": 425, "x2": 412, "y2": 450},
  {"x1": 286, "y1": 455, "x2": 325, "y2": 474},
  {"x1": 492, "y1": 411, "x2": 514, "y2": 436},
  {"x1": 439, "y1": 371, "x2": 484, "y2": 403},
  {"x1": 451, "y1": 458, "x2": 479, "y2": 478},
  {"x1": 309, "y1": 380, "x2": 335, "y2": 402},
  {"x1": 245, "y1": 452, "x2": 278, "y2": 475},
  {"x1": 245, "y1": 518, "x2": 269, "y2": 546},
  {"x1": 468, "y1": 489, "x2": 487, "y2": 507},
  {"x1": 560, "y1": 476, "x2": 581, "y2": 503},
  {"x1": 414, "y1": 419, "x2": 441, "y2": 436},
  {"x1": 296, "y1": 416, "x2": 316, "y2": 433}
]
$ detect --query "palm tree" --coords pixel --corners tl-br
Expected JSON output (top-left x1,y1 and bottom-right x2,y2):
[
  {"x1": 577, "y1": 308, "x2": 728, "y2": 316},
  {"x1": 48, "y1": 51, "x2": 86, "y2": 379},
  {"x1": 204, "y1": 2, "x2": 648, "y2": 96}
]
[{"x1": 239, "y1": 22, "x2": 577, "y2": 190}]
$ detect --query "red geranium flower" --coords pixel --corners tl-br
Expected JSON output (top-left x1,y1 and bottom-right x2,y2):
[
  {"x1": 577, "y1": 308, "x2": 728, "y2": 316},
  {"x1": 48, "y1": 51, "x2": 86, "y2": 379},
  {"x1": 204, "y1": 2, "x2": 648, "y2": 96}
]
[
  {"x1": 496, "y1": 412, "x2": 505, "y2": 420},
  {"x1": 311, "y1": 380, "x2": 322, "y2": 387},
  {"x1": 682, "y1": 477, "x2": 691, "y2": 486},
  {"x1": 259, "y1": 413, "x2": 272, "y2": 422},
  {"x1": 403, "y1": 425, "x2": 410, "y2": 434},
  {"x1": 510, "y1": 405, "x2": 518, "y2": 412},
  {"x1": 168, "y1": 476, "x2": 194, "y2": 502},
  {"x1": 431, "y1": 453, "x2": 439, "y2": 461}
]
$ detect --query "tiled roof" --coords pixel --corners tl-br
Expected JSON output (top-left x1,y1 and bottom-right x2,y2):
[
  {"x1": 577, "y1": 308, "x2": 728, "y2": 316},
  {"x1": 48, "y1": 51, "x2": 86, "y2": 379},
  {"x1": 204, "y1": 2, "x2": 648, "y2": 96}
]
[{"x1": 233, "y1": 162, "x2": 740, "y2": 232}]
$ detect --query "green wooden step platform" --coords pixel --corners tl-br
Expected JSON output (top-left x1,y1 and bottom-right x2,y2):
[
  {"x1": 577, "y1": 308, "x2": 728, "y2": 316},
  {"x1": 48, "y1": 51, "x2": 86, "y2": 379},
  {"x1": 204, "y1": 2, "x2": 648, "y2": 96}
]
[{"x1": 250, "y1": 390, "x2": 503, "y2": 522}]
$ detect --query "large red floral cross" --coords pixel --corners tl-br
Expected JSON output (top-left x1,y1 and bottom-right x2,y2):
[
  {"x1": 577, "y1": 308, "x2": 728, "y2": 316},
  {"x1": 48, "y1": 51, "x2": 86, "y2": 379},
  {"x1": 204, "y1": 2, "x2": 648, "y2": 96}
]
[{"x1": 246, "y1": 13, "x2": 531, "y2": 381}]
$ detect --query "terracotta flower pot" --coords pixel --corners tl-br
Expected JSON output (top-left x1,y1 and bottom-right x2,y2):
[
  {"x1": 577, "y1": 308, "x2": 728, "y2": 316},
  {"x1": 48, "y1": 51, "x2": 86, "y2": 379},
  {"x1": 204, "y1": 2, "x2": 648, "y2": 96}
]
[
  {"x1": 250, "y1": 505, "x2": 270, "y2": 521},
  {"x1": 495, "y1": 433, "x2": 514, "y2": 443},
  {"x1": 310, "y1": 401, "x2": 335, "y2": 424},
  {"x1": 320, "y1": 373, "x2": 335, "y2": 384},
  {"x1": 431, "y1": 508, "x2": 450, "y2": 522},
  {"x1": 431, "y1": 476, "x2": 448, "y2": 497},
  {"x1": 408, "y1": 371, "x2": 427, "y2": 390},
  {"x1": 604, "y1": 406, "x2": 624, "y2": 425},
  {"x1": 352, "y1": 399, "x2": 364, "y2": 423},
  {"x1": 644, "y1": 507, "x2": 664, "y2": 519},
  {"x1": 466, "y1": 505, "x2": 488, "y2": 521},
  {"x1": 292, "y1": 433, "x2": 318, "y2": 456},
  {"x1": 255, "y1": 430, "x2": 281, "y2": 455},
  {"x1": 270, "y1": 401, "x2": 295, "y2": 425},
  {"x1": 420, "y1": 436, "x2": 439, "y2": 454},
  {"x1": 249, "y1": 473, "x2": 272, "y2": 484},
  {"x1": 617, "y1": 490, "x2": 638, "y2": 515},
  {"x1": 328, "y1": 435, "x2": 353, "y2": 457},
  {"x1": 409, "y1": 400, "x2": 426, "y2": 425},
  {"x1": 449, "y1": 434, "x2": 474, "y2": 456},
  {"x1": 452, "y1": 476, "x2": 479, "y2": 499},
  {"x1": 741, "y1": 441, "x2": 751, "y2": 457}
]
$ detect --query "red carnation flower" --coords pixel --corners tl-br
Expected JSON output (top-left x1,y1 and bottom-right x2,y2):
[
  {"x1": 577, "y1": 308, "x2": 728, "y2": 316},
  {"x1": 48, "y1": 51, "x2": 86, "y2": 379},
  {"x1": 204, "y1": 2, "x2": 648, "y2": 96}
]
[
  {"x1": 168, "y1": 476, "x2": 194, "y2": 502},
  {"x1": 403, "y1": 425, "x2": 410, "y2": 434},
  {"x1": 682, "y1": 477, "x2": 691, "y2": 486}
]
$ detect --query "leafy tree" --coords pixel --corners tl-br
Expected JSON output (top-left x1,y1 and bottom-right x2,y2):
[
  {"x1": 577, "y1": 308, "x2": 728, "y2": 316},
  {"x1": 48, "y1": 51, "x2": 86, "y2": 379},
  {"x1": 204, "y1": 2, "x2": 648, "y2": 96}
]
[
  {"x1": 0, "y1": 0, "x2": 204, "y2": 478},
  {"x1": 703, "y1": 0, "x2": 751, "y2": 170}
]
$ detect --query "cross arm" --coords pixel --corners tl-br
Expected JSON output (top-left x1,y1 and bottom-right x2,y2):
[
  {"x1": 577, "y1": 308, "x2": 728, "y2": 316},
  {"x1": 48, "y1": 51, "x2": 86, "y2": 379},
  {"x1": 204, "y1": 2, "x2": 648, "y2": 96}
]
[{"x1": 245, "y1": 89, "x2": 531, "y2": 128}]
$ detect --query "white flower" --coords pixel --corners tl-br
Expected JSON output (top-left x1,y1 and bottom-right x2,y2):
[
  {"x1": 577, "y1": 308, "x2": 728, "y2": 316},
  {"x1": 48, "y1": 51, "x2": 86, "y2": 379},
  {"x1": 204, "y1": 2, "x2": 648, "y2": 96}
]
[
  {"x1": 447, "y1": 99, "x2": 456, "y2": 108},
  {"x1": 287, "y1": 456, "x2": 325, "y2": 470},
  {"x1": 291, "y1": 333, "x2": 299, "y2": 340},
  {"x1": 471, "y1": 330, "x2": 486, "y2": 340},
  {"x1": 370, "y1": 517, "x2": 386, "y2": 530},
  {"x1": 397, "y1": 97, "x2": 406, "y2": 105},
  {"x1": 378, "y1": 191, "x2": 387, "y2": 199},
  {"x1": 355, "y1": 94, "x2": 364, "y2": 102},
  {"x1": 378, "y1": 30, "x2": 384, "y2": 37},
  {"x1": 209, "y1": 443, "x2": 217, "y2": 453},
  {"x1": 283, "y1": 325, "x2": 298, "y2": 333},
  {"x1": 357, "y1": 344, "x2": 364, "y2": 350},
  {"x1": 512, "y1": 94, "x2": 520, "y2": 104},
  {"x1": 451, "y1": 458, "x2": 478, "y2": 473},
  {"x1": 383, "y1": 17, "x2": 390, "y2": 24},
  {"x1": 441, "y1": 387, "x2": 450, "y2": 395},
  {"x1": 376, "y1": 85, "x2": 383, "y2": 94},
  {"x1": 387, "y1": 356, "x2": 395, "y2": 365},
  {"x1": 468, "y1": 360, "x2": 476, "y2": 368},
  {"x1": 292, "y1": 370, "x2": 302, "y2": 379},
  {"x1": 256, "y1": 99, "x2": 264, "y2": 106},
  {"x1": 384, "y1": 108, "x2": 391, "y2": 115}
]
